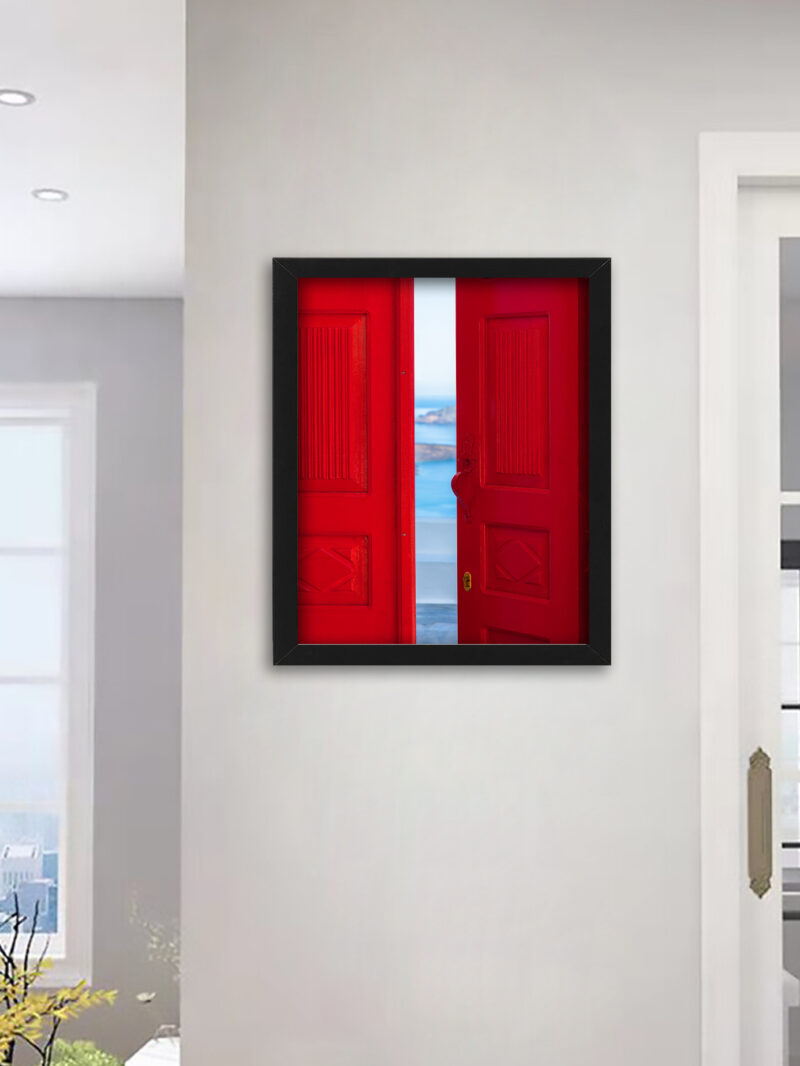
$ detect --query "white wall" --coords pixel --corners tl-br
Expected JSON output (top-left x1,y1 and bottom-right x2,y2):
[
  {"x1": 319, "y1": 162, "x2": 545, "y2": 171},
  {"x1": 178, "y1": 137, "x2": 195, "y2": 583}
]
[
  {"x1": 0, "y1": 299, "x2": 182, "y2": 1059},
  {"x1": 184, "y1": 3, "x2": 800, "y2": 1063}
]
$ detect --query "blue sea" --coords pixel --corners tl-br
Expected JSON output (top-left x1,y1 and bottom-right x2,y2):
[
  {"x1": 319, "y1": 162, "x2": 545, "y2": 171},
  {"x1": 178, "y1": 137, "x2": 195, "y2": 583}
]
[{"x1": 415, "y1": 395, "x2": 456, "y2": 520}]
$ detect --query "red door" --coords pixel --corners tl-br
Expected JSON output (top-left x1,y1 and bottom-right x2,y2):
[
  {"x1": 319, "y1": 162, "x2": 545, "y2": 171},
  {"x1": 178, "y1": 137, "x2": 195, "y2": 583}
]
[
  {"x1": 453, "y1": 278, "x2": 588, "y2": 644},
  {"x1": 297, "y1": 277, "x2": 415, "y2": 643}
]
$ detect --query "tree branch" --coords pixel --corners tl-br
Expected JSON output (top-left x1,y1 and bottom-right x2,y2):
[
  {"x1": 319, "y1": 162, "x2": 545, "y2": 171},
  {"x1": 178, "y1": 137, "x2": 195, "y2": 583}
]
[{"x1": 22, "y1": 902, "x2": 39, "y2": 995}]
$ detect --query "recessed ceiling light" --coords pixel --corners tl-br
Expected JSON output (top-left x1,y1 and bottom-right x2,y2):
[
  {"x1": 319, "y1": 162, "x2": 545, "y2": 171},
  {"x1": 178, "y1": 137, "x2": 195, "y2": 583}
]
[
  {"x1": 0, "y1": 89, "x2": 36, "y2": 107},
  {"x1": 32, "y1": 188, "x2": 69, "y2": 203}
]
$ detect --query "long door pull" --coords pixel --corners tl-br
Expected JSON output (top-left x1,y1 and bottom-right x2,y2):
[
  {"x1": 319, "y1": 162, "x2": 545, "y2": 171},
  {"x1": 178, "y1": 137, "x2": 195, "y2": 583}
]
[{"x1": 748, "y1": 747, "x2": 773, "y2": 898}]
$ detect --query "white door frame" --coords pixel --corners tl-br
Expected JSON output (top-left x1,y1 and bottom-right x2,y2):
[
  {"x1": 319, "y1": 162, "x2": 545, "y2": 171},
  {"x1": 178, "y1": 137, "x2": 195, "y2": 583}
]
[{"x1": 701, "y1": 133, "x2": 800, "y2": 1066}]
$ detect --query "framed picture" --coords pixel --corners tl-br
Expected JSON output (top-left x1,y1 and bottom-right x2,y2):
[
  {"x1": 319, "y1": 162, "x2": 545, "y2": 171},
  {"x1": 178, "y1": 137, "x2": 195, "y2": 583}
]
[{"x1": 273, "y1": 258, "x2": 610, "y2": 665}]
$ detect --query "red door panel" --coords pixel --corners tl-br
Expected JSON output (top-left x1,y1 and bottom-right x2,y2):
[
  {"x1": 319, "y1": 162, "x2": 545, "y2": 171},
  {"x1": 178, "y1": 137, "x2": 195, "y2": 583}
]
[
  {"x1": 297, "y1": 278, "x2": 415, "y2": 644},
  {"x1": 454, "y1": 278, "x2": 588, "y2": 644}
]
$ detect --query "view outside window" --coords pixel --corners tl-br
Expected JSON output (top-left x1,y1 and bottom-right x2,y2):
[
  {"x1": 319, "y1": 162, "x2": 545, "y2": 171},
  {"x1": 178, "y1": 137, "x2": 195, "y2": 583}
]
[
  {"x1": 414, "y1": 278, "x2": 457, "y2": 643},
  {"x1": 0, "y1": 421, "x2": 64, "y2": 934}
]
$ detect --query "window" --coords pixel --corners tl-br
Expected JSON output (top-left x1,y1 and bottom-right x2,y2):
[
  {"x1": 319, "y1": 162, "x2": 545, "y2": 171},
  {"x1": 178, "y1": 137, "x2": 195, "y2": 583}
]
[
  {"x1": 0, "y1": 385, "x2": 95, "y2": 983},
  {"x1": 781, "y1": 548, "x2": 800, "y2": 899},
  {"x1": 782, "y1": 567, "x2": 800, "y2": 849}
]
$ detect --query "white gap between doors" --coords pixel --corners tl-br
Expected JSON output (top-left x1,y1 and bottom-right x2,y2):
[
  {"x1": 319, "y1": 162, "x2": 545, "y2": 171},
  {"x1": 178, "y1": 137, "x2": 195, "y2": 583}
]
[{"x1": 413, "y1": 277, "x2": 457, "y2": 644}]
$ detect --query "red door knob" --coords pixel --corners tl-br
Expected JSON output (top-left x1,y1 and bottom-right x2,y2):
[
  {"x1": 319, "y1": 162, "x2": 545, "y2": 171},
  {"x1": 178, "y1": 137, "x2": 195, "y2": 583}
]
[{"x1": 450, "y1": 469, "x2": 473, "y2": 522}]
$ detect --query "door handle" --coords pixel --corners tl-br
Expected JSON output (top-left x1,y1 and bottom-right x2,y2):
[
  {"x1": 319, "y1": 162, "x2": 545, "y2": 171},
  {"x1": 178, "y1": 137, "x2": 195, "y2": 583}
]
[
  {"x1": 451, "y1": 434, "x2": 475, "y2": 522},
  {"x1": 748, "y1": 747, "x2": 772, "y2": 898},
  {"x1": 450, "y1": 469, "x2": 473, "y2": 522}
]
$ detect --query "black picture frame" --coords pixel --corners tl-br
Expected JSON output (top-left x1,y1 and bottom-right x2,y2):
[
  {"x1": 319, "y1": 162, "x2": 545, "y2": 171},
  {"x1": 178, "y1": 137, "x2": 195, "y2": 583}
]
[{"x1": 273, "y1": 257, "x2": 611, "y2": 665}]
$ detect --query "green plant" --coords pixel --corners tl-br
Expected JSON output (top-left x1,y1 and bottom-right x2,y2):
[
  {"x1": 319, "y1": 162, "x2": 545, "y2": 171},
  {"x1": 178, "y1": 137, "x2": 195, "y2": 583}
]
[
  {"x1": 0, "y1": 896, "x2": 116, "y2": 1065},
  {"x1": 51, "y1": 1041, "x2": 121, "y2": 1066}
]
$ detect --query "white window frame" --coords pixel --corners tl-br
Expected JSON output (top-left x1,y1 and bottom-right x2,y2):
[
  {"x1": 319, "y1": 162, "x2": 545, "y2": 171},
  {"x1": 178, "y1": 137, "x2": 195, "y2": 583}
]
[{"x1": 0, "y1": 383, "x2": 96, "y2": 986}]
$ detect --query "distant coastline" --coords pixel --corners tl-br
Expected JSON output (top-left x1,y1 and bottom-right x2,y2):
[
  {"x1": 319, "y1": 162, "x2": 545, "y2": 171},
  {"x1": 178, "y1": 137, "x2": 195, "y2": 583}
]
[
  {"x1": 415, "y1": 443, "x2": 456, "y2": 463},
  {"x1": 415, "y1": 404, "x2": 456, "y2": 425}
]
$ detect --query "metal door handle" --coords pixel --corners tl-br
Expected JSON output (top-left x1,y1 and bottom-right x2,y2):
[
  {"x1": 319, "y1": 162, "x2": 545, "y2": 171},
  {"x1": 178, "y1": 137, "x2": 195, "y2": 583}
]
[{"x1": 748, "y1": 747, "x2": 772, "y2": 898}]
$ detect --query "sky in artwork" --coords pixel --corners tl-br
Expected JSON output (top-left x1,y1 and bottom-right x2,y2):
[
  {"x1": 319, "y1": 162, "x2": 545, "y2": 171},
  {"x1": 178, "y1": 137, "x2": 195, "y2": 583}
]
[{"x1": 414, "y1": 277, "x2": 455, "y2": 397}]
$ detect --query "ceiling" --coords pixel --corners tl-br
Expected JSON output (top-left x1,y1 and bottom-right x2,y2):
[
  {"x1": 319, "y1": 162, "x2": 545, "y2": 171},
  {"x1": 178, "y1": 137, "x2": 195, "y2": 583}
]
[{"x1": 0, "y1": 1, "x2": 184, "y2": 297}]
